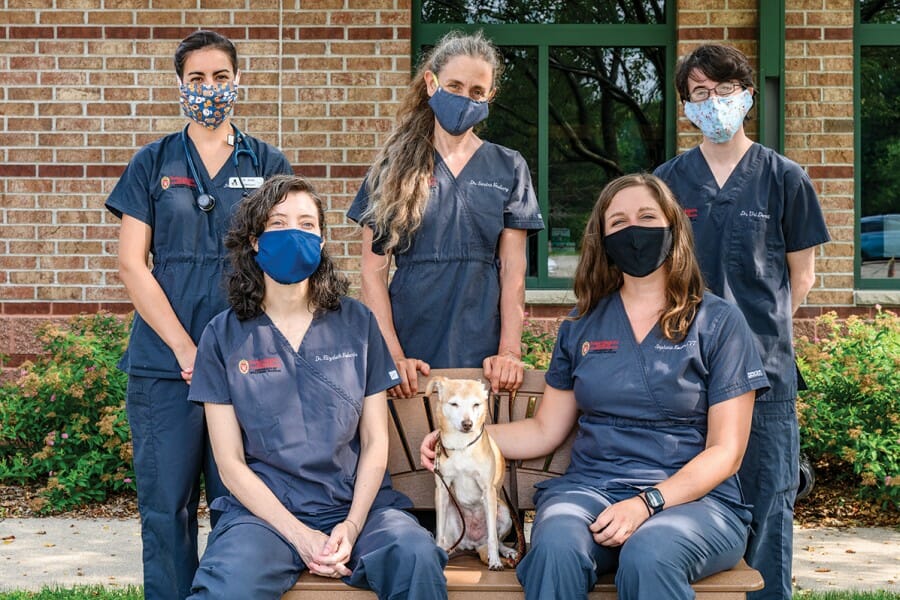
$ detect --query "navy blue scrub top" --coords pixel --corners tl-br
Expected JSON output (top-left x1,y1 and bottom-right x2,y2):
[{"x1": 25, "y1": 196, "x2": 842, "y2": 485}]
[
  {"x1": 105, "y1": 130, "x2": 293, "y2": 379},
  {"x1": 188, "y1": 298, "x2": 409, "y2": 522},
  {"x1": 348, "y1": 142, "x2": 544, "y2": 369},
  {"x1": 654, "y1": 143, "x2": 830, "y2": 402},
  {"x1": 543, "y1": 292, "x2": 769, "y2": 509}
]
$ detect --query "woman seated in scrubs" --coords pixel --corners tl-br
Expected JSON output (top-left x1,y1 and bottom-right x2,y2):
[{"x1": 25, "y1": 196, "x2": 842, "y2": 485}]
[
  {"x1": 347, "y1": 31, "x2": 544, "y2": 397},
  {"x1": 187, "y1": 175, "x2": 447, "y2": 600},
  {"x1": 422, "y1": 173, "x2": 769, "y2": 600}
]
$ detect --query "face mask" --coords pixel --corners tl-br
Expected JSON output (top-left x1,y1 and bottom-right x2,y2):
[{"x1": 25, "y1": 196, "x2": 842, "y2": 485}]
[
  {"x1": 428, "y1": 79, "x2": 489, "y2": 136},
  {"x1": 604, "y1": 225, "x2": 674, "y2": 278},
  {"x1": 254, "y1": 229, "x2": 322, "y2": 285},
  {"x1": 179, "y1": 81, "x2": 237, "y2": 130},
  {"x1": 684, "y1": 89, "x2": 753, "y2": 144}
]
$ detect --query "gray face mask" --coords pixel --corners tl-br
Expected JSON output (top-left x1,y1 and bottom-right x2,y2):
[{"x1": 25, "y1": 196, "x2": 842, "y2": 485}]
[{"x1": 428, "y1": 83, "x2": 489, "y2": 136}]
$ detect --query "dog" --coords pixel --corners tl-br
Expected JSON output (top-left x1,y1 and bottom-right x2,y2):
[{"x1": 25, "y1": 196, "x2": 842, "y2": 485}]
[{"x1": 427, "y1": 376, "x2": 521, "y2": 570}]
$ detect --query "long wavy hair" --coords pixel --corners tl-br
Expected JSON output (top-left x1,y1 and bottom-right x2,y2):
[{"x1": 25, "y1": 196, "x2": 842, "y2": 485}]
[
  {"x1": 361, "y1": 30, "x2": 504, "y2": 253},
  {"x1": 225, "y1": 174, "x2": 349, "y2": 320},
  {"x1": 573, "y1": 174, "x2": 705, "y2": 342}
]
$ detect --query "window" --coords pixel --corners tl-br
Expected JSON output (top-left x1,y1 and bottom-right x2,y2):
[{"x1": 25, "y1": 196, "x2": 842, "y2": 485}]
[
  {"x1": 857, "y1": 1, "x2": 900, "y2": 288},
  {"x1": 413, "y1": 1, "x2": 674, "y2": 288}
]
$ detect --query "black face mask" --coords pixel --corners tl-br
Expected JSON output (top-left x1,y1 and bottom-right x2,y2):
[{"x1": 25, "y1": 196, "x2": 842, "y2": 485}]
[{"x1": 604, "y1": 225, "x2": 674, "y2": 278}]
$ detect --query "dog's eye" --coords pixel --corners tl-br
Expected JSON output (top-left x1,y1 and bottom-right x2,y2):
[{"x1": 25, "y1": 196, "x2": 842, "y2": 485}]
[
  {"x1": 472, "y1": 403, "x2": 480, "y2": 409},
  {"x1": 449, "y1": 402, "x2": 458, "y2": 407}
]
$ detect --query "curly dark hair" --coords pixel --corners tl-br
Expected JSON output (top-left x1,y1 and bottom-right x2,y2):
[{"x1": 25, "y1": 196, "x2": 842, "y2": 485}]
[{"x1": 225, "y1": 174, "x2": 349, "y2": 320}]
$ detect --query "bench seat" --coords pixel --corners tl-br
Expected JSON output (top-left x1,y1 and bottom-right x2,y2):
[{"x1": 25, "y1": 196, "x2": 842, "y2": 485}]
[{"x1": 281, "y1": 368, "x2": 764, "y2": 599}]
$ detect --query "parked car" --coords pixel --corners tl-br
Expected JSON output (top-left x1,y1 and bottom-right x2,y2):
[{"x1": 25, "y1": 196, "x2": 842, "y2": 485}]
[{"x1": 860, "y1": 214, "x2": 900, "y2": 261}]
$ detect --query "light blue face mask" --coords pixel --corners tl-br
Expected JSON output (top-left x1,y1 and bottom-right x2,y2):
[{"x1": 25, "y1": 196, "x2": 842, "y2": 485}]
[
  {"x1": 427, "y1": 76, "x2": 490, "y2": 136},
  {"x1": 254, "y1": 229, "x2": 322, "y2": 285},
  {"x1": 684, "y1": 89, "x2": 754, "y2": 144}
]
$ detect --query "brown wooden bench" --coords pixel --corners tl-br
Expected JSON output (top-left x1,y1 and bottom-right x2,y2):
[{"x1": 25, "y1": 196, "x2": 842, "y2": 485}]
[{"x1": 284, "y1": 368, "x2": 764, "y2": 599}]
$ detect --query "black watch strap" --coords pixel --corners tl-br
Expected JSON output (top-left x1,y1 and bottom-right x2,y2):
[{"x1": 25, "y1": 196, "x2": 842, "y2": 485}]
[{"x1": 637, "y1": 493, "x2": 653, "y2": 517}]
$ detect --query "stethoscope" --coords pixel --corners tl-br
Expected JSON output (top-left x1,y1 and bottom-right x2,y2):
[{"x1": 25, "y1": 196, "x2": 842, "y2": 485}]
[{"x1": 180, "y1": 123, "x2": 261, "y2": 212}]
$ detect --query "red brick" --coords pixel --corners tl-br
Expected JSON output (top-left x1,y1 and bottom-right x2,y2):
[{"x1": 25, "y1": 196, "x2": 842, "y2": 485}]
[
  {"x1": 331, "y1": 165, "x2": 369, "y2": 178},
  {"x1": 824, "y1": 27, "x2": 853, "y2": 40},
  {"x1": 808, "y1": 165, "x2": 853, "y2": 179},
  {"x1": 37, "y1": 287, "x2": 84, "y2": 301},
  {"x1": 106, "y1": 26, "x2": 152, "y2": 39},
  {"x1": 39, "y1": 165, "x2": 86, "y2": 178},
  {"x1": 9, "y1": 26, "x2": 54, "y2": 38},
  {"x1": 0, "y1": 164, "x2": 37, "y2": 177},
  {"x1": 348, "y1": 27, "x2": 396, "y2": 40}
]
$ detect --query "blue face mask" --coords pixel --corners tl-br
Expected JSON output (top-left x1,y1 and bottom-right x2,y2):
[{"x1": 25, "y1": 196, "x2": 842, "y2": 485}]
[
  {"x1": 427, "y1": 78, "x2": 489, "y2": 136},
  {"x1": 254, "y1": 229, "x2": 322, "y2": 285}
]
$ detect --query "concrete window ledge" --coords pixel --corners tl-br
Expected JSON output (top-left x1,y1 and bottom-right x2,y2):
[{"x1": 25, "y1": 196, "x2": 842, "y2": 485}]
[{"x1": 854, "y1": 290, "x2": 900, "y2": 307}]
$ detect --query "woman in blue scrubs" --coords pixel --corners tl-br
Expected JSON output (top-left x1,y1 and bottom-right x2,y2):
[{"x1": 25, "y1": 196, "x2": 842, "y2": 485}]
[
  {"x1": 105, "y1": 30, "x2": 293, "y2": 600},
  {"x1": 348, "y1": 31, "x2": 544, "y2": 397},
  {"x1": 186, "y1": 175, "x2": 447, "y2": 600},
  {"x1": 423, "y1": 174, "x2": 770, "y2": 600}
]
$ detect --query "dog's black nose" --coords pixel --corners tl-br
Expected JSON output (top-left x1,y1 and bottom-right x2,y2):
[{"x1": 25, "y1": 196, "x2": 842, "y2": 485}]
[{"x1": 461, "y1": 419, "x2": 473, "y2": 432}]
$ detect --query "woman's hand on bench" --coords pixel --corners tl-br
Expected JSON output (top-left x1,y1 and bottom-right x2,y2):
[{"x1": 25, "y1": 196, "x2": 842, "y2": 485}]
[
  {"x1": 482, "y1": 351, "x2": 524, "y2": 393},
  {"x1": 389, "y1": 356, "x2": 431, "y2": 398}
]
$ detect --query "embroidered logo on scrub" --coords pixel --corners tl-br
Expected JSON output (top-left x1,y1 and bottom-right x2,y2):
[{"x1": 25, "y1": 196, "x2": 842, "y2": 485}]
[
  {"x1": 581, "y1": 340, "x2": 619, "y2": 356},
  {"x1": 238, "y1": 357, "x2": 284, "y2": 375},
  {"x1": 747, "y1": 369, "x2": 764, "y2": 379},
  {"x1": 161, "y1": 176, "x2": 196, "y2": 189}
]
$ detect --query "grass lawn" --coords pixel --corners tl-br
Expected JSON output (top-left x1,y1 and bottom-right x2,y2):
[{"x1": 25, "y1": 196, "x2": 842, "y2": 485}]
[{"x1": 0, "y1": 587, "x2": 897, "y2": 599}]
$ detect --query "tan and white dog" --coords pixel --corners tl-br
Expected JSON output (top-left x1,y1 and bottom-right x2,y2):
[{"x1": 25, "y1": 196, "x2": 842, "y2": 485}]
[{"x1": 427, "y1": 376, "x2": 521, "y2": 570}]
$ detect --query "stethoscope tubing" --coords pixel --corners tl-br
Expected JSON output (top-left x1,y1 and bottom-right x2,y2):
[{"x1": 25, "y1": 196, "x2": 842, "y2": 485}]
[{"x1": 180, "y1": 123, "x2": 261, "y2": 212}]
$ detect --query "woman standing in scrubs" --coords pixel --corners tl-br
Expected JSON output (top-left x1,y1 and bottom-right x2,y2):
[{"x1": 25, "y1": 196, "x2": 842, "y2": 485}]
[
  {"x1": 186, "y1": 175, "x2": 447, "y2": 600},
  {"x1": 423, "y1": 174, "x2": 770, "y2": 600},
  {"x1": 105, "y1": 30, "x2": 293, "y2": 600},
  {"x1": 348, "y1": 31, "x2": 544, "y2": 397}
]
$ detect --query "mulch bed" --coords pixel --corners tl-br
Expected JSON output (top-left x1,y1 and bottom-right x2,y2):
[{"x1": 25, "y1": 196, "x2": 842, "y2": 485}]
[{"x1": 2, "y1": 465, "x2": 896, "y2": 528}]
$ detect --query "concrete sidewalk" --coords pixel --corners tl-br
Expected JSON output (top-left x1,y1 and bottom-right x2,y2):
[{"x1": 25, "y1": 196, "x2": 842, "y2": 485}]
[{"x1": 0, "y1": 517, "x2": 898, "y2": 593}]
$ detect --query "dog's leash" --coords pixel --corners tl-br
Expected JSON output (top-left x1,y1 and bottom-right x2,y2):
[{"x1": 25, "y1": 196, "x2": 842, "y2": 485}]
[{"x1": 433, "y1": 436, "x2": 469, "y2": 556}]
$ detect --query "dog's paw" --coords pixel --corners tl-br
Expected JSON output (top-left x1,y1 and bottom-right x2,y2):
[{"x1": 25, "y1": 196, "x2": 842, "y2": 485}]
[
  {"x1": 488, "y1": 559, "x2": 505, "y2": 571},
  {"x1": 499, "y1": 545, "x2": 518, "y2": 559}
]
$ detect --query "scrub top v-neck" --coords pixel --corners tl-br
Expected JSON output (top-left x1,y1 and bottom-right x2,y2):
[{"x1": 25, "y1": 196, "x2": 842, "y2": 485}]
[
  {"x1": 654, "y1": 143, "x2": 830, "y2": 401},
  {"x1": 105, "y1": 130, "x2": 293, "y2": 378},
  {"x1": 189, "y1": 298, "x2": 408, "y2": 522},
  {"x1": 348, "y1": 141, "x2": 544, "y2": 368},
  {"x1": 542, "y1": 291, "x2": 769, "y2": 509}
]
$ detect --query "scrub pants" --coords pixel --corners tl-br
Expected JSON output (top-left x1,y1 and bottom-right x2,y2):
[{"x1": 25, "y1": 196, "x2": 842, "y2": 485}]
[
  {"x1": 188, "y1": 506, "x2": 449, "y2": 600},
  {"x1": 126, "y1": 376, "x2": 227, "y2": 600},
  {"x1": 516, "y1": 482, "x2": 750, "y2": 600},
  {"x1": 739, "y1": 400, "x2": 800, "y2": 600}
]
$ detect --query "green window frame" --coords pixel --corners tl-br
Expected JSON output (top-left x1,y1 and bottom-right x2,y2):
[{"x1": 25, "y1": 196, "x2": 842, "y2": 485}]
[
  {"x1": 411, "y1": 2, "x2": 676, "y2": 289},
  {"x1": 855, "y1": 3, "x2": 900, "y2": 291}
]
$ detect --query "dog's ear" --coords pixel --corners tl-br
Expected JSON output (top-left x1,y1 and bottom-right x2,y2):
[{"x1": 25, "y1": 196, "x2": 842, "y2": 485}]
[{"x1": 425, "y1": 376, "x2": 445, "y2": 399}]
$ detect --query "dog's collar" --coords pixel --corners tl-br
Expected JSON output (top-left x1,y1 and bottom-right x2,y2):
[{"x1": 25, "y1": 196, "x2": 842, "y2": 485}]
[{"x1": 438, "y1": 425, "x2": 485, "y2": 456}]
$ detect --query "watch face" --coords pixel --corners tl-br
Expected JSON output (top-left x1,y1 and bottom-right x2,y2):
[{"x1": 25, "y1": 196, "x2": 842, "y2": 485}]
[{"x1": 646, "y1": 487, "x2": 665, "y2": 509}]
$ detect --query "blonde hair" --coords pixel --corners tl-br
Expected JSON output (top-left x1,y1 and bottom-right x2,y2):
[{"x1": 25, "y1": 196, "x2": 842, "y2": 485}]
[
  {"x1": 362, "y1": 31, "x2": 504, "y2": 253},
  {"x1": 574, "y1": 173, "x2": 705, "y2": 342}
]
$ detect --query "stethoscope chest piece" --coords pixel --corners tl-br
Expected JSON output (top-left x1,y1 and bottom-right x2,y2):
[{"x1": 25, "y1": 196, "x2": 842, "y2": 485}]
[{"x1": 196, "y1": 193, "x2": 216, "y2": 212}]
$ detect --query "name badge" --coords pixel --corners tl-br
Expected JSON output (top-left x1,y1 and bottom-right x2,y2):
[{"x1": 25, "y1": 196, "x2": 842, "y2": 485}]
[{"x1": 228, "y1": 177, "x2": 264, "y2": 189}]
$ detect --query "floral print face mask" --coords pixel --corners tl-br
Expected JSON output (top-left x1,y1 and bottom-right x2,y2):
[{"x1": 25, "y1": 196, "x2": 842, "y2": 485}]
[
  {"x1": 684, "y1": 89, "x2": 753, "y2": 144},
  {"x1": 179, "y1": 81, "x2": 237, "y2": 130}
]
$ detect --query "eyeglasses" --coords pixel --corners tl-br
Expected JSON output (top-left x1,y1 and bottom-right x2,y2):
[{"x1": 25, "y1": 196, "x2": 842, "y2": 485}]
[{"x1": 688, "y1": 81, "x2": 742, "y2": 102}]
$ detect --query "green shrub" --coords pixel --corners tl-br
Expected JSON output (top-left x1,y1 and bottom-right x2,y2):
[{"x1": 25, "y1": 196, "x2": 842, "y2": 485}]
[
  {"x1": 0, "y1": 313, "x2": 134, "y2": 512},
  {"x1": 521, "y1": 317, "x2": 557, "y2": 370},
  {"x1": 795, "y1": 307, "x2": 900, "y2": 508}
]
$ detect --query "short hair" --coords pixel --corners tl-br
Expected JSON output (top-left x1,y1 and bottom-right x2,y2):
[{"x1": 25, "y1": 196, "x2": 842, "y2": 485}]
[
  {"x1": 174, "y1": 30, "x2": 238, "y2": 80},
  {"x1": 674, "y1": 44, "x2": 756, "y2": 103},
  {"x1": 225, "y1": 175, "x2": 349, "y2": 320}
]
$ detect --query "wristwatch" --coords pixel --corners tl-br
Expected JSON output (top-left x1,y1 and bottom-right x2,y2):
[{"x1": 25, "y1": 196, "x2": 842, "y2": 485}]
[{"x1": 643, "y1": 487, "x2": 665, "y2": 514}]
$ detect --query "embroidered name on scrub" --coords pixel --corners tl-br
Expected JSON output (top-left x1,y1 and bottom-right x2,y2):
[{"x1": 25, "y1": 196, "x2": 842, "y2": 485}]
[
  {"x1": 654, "y1": 340, "x2": 698, "y2": 351},
  {"x1": 468, "y1": 179, "x2": 510, "y2": 193},
  {"x1": 740, "y1": 210, "x2": 770, "y2": 219},
  {"x1": 315, "y1": 351, "x2": 359, "y2": 362},
  {"x1": 227, "y1": 176, "x2": 265, "y2": 189}
]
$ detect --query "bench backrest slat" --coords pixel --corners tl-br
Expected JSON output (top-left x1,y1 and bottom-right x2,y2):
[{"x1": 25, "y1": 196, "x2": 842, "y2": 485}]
[{"x1": 386, "y1": 368, "x2": 574, "y2": 510}]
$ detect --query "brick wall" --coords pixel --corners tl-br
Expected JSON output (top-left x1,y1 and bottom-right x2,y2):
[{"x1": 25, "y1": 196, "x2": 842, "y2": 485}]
[
  {"x1": 0, "y1": 1, "x2": 411, "y2": 369},
  {"x1": 0, "y1": 0, "x2": 869, "y2": 371}
]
